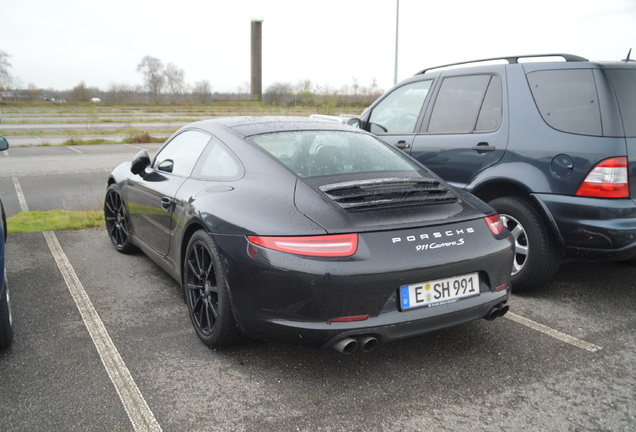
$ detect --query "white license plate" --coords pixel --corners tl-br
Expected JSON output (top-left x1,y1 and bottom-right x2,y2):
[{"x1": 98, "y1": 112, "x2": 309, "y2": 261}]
[{"x1": 399, "y1": 273, "x2": 479, "y2": 310}]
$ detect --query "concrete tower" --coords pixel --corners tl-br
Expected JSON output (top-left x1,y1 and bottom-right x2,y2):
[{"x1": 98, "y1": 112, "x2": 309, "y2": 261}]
[{"x1": 251, "y1": 20, "x2": 263, "y2": 101}]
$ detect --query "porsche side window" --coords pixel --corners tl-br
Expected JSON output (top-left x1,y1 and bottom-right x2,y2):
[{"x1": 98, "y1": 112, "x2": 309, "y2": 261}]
[
  {"x1": 427, "y1": 74, "x2": 495, "y2": 133},
  {"x1": 153, "y1": 130, "x2": 211, "y2": 177},
  {"x1": 196, "y1": 140, "x2": 242, "y2": 179},
  {"x1": 367, "y1": 80, "x2": 432, "y2": 134}
]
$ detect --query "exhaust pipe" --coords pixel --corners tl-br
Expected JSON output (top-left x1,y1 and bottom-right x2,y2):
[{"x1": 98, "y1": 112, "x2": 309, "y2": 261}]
[
  {"x1": 498, "y1": 304, "x2": 509, "y2": 318},
  {"x1": 358, "y1": 336, "x2": 378, "y2": 353},
  {"x1": 332, "y1": 337, "x2": 358, "y2": 355},
  {"x1": 485, "y1": 303, "x2": 509, "y2": 321}
]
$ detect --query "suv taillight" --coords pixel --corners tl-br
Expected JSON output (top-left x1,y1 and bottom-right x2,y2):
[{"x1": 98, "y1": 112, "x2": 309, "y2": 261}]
[{"x1": 576, "y1": 157, "x2": 629, "y2": 198}]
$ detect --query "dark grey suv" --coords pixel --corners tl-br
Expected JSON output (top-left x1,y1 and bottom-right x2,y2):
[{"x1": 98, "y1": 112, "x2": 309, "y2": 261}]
[{"x1": 350, "y1": 53, "x2": 636, "y2": 291}]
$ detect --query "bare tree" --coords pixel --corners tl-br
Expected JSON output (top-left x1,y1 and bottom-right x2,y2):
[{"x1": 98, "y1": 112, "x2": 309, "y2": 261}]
[
  {"x1": 164, "y1": 63, "x2": 185, "y2": 104},
  {"x1": 107, "y1": 82, "x2": 137, "y2": 103},
  {"x1": 70, "y1": 81, "x2": 91, "y2": 102},
  {"x1": 264, "y1": 82, "x2": 294, "y2": 106},
  {"x1": 192, "y1": 80, "x2": 212, "y2": 104},
  {"x1": 0, "y1": 50, "x2": 13, "y2": 90},
  {"x1": 137, "y1": 55, "x2": 164, "y2": 103},
  {"x1": 25, "y1": 83, "x2": 42, "y2": 102},
  {"x1": 296, "y1": 79, "x2": 313, "y2": 106},
  {"x1": 351, "y1": 76, "x2": 360, "y2": 101}
]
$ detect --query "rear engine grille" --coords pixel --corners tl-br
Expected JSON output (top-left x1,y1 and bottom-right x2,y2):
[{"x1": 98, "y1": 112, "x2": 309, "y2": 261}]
[{"x1": 319, "y1": 178, "x2": 457, "y2": 211}]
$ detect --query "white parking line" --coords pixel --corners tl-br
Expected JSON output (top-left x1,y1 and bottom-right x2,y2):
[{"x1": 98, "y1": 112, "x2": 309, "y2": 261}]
[
  {"x1": 43, "y1": 231, "x2": 162, "y2": 431},
  {"x1": 67, "y1": 146, "x2": 82, "y2": 154},
  {"x1": 505, "y1": 312, "x2": 602, "y2": 352},
  {"x1": 125, "y1": 144, "x2": 154, "y2": 151},
  {"x1": 12, "y1": 177, "x2": 29, "y2": 212}
]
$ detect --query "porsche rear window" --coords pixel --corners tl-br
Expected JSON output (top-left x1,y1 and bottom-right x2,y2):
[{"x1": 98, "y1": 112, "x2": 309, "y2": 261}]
[{"x1": 250, "y1": 131, "x2": 420, "y2": 177}]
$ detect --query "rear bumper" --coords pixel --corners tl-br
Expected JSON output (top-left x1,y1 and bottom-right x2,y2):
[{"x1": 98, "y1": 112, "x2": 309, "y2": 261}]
[
  {"x1": 534, "y1": 193, "x2": 636, "y2": 260},
  {"x1": 235, "y1": 290, "x2": 510, "y2": 347}
]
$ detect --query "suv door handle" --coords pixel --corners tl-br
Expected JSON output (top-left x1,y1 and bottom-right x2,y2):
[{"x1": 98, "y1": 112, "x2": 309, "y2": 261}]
[
  {"x1": 161, "y1": 197, "x2": 175, "y2": 211},
  {"x1": 472, "y1": 142, "x2": 496, "y2": 153},
  {"x1": 396, "y1": 140, "x2": 411, "y2": 150}
]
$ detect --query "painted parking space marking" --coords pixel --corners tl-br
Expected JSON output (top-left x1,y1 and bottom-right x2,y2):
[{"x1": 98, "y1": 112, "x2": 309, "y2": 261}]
[
  {"x1": 12, "y1": 176, "x2": 29, "y2": 212},
  {"x1": 125, "y1": 144, "x2": 150, "y2": 151},
  {"x1": 44, "y1": 231, "x2": 162, "y2": 431},
  {"x1": 505, "y1": 312, "x2": 602, "y2": 352}
]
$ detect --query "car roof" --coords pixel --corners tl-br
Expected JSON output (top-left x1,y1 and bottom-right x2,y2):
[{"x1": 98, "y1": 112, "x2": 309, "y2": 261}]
[{"x1": 185, "y1": 116, "x2": 360, "y2": 138}]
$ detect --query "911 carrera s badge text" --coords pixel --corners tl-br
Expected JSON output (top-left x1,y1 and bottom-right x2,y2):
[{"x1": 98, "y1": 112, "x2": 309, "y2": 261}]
[
  {"x1": 392, "y1": 227, "x2": 475, "y2": 251},
  {"x1": 416, "y1": 238, "x2": 465, "y2": 251}
]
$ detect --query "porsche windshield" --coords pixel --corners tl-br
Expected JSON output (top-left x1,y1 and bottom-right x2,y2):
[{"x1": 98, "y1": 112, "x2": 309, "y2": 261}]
[{"x1": 250, "y1": 130, "x2": 420, "y2": 178}]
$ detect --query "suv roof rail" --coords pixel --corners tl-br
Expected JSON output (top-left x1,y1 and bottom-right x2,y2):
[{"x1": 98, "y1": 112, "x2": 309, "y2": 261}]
[{"x1": 416, "y1": 54, "x2": 589, "y2": 74}]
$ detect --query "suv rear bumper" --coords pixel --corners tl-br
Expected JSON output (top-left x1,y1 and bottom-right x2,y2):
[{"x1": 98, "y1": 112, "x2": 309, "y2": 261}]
[{"x1": 535, "y1": 193, "x2": 636, "y2": 260}]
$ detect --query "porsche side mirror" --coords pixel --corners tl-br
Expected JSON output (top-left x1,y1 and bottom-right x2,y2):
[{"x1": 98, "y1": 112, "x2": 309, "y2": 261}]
[
  {"x1": 130, "y1": 149, "x2": 151, "y2": 176},
  {"x1": 0, "y1": 136, "x2": 8, "y2": 151}
]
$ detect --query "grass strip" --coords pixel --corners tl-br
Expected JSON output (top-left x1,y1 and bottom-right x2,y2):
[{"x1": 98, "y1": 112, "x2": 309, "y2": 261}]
[
  {"x1": 60, "y1": 132, "x2": 164, "y2": 146},
  {"x1": 0, "y1": 128, "x2": 176, "y2": 137},
  {"x1": 7, "y1": 210, "x2": 105, "y2": 234}
]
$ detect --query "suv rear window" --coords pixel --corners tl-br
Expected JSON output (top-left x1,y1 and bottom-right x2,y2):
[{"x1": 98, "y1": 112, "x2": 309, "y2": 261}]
[
  {"x1": 527, "y1": 69, "x2": 602, "y2": 136},
  {"x1": 607, "y1": 69, "x2": 636, "y2": 137}
]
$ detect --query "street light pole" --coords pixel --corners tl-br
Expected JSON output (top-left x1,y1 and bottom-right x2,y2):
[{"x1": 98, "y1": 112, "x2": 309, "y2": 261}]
[{"x1": 394, "y1": 0, "x2": 399, "y2": 85}]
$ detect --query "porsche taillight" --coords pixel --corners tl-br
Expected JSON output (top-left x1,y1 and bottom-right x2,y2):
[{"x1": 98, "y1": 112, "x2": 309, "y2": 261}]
[
  {"x1": 576, "y1": 157, "x2": 629, "y2": 198},
  {"x1": 247, "y1": 234, "x2": 358, "y2": 257}
]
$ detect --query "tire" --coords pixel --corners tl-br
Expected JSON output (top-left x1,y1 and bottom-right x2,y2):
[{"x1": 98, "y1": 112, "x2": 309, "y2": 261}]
[
  {"x1": 489, "y1": 196, "x2": 560, "y2": 291},
  {"x1": 183, "y1": 230, "x2": 241, "y2": 347},
  {"x1": 0, "y1": 275, "x2": 14, "y2": 349},
  {"x1": 104, "y1": 184, "x2": 137, "y2": 254}
]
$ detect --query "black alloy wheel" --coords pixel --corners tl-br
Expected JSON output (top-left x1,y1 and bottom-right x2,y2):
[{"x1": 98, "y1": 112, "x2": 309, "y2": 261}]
[
  {"x1": 104, "y1": 185, "x2": 136, "y2": 254},
  {"x1": 184, "y1": 230, "x2": 241, "y2": 347}
]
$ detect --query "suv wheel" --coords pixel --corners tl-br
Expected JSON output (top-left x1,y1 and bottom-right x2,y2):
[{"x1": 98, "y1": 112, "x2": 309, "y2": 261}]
[{"x1": 489, "y1": 196, "x2": 560, "y2": 291}]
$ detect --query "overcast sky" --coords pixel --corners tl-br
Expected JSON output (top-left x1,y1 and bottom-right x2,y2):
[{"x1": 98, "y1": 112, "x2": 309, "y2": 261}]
[{"x1": 2, "y1": 0, "x2": 635, "y2": 94}]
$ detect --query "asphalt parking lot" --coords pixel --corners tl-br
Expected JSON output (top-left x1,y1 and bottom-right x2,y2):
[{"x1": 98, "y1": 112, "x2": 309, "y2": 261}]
[{"x1": 0, "y1": 141, "x2": 635, "y2": 431}]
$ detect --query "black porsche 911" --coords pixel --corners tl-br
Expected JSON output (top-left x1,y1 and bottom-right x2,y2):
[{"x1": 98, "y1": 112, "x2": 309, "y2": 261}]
[{"x1": 105, "y1": 117, "x2": 513, "y2": 354}]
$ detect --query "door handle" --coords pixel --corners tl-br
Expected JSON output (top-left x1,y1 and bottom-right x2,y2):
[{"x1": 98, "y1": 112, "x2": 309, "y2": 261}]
[
  {"x1": 396, "y1": 140, "x2": 411, "y2": 150},
  {"x1": 472, "y1": 142, "x2": 496, "y2": 153},
  {"x1": 161, "y1": 197, "x2": 175, "y2": 211}
]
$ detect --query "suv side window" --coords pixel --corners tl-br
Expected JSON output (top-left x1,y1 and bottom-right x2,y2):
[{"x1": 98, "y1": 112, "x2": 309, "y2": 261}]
[
  {"x1": 527, "y1": 69, "x2": 602, "y2": 136},
  {"x1": 606, "y1": 69, "x2": 636, "y2": 137},
  {"x1": 476, "y1": 75, "x2": 502, "y2": 132},
  {"x1": 426, "y1": 74, "x2": 501, "y2": 133},
  {"x1": 367, "y1": 80, "x2": 432, "y2": 134}
]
